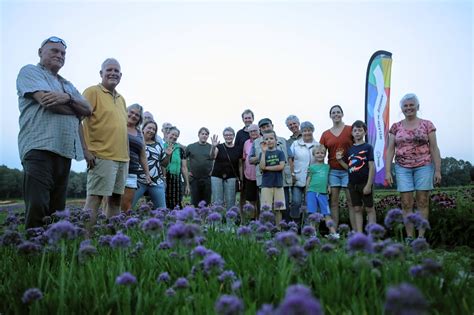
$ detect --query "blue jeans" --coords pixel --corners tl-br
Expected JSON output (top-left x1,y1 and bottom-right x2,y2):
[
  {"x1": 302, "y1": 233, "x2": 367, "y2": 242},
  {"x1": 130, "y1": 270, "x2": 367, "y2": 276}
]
[
  {"x1": 132, "y1": 181, "x2": 166, "y2": 209},
  {"x1": 290, "y1": 186, "x2": 305, "y2": 218},
  {"x1": 211, "y1": 176, "x2": 236, "y2": 209}
]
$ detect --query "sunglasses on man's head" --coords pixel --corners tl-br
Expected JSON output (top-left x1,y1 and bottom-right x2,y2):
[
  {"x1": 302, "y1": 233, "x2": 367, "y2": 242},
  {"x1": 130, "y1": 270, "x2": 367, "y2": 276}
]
[{"x1": 41, "y1": 36, "x2": 67, "y2": 48}]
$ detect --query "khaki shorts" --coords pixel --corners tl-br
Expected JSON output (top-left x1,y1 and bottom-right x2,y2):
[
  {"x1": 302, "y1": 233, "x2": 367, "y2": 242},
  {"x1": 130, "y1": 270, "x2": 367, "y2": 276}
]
[
  {"x1": 86, "y1": 158, "x2": 128, "y2": 196},
  {"x1": 260, "y1": 187, "x2": 285, "y2": 211}
]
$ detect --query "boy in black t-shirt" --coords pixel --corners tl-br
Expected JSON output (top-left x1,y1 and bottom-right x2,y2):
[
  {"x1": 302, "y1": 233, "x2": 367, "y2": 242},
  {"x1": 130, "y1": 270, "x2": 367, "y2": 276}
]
[
  {"x1": 259, "y1": 130, "x2": 286, "y2": 225},
  {"x1": 336, "y1": 120, "x2": 376, "y2": 232}
]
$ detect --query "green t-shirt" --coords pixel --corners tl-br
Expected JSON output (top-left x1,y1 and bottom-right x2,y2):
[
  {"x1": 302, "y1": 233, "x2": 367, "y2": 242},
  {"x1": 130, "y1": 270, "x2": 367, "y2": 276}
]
[
  {"x1": 185, "y1": 142, "x2": 213, "y2": 178},
  {"x1": 307, "y1": 163, "x2": 330, "y2": 193}
]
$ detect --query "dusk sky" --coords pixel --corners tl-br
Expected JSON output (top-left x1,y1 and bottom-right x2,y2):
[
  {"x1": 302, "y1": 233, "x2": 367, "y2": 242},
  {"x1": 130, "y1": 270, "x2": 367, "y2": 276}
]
[{"x1": 1, "y1": 0, "x2": 472, "y2": 172}]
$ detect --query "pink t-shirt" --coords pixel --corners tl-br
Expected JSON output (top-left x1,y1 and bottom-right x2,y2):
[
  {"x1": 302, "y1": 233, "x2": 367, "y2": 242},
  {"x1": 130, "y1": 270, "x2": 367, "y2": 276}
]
[
  {"x1": 389, "y1": 119, "x2": 436, "y2": 168},
  {"x1": 243, "y1": 138, "x2": 257, "y2": 180}
]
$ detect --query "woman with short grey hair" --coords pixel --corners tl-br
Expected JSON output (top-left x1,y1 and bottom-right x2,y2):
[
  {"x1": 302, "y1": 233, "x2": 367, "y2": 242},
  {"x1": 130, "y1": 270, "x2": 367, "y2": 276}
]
[{"x1": 289, "y1": 121, "x2": 319, "y2": 222}]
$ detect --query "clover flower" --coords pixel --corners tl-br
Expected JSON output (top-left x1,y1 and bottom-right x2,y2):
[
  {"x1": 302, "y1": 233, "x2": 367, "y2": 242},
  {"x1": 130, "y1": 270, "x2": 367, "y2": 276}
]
[
  {"x1": 383, "y1": 244, "x2": 404, "y2": 260},
  {"x1": 266, "y1": 247, "x2": 280, "y2": 258},
  {"x1": 411, "y1": 238, "x2": 429, "y2": 254},
  {"x1": 165, "y1": 288, "x2": 176, "y2": 297},
  {"x1": 237, "y1": 226, "x2": 252, "y2": 236},
  {"x1": 203, "y1": 252, "x2": 225, "y2": 273},
  {"x1": 191, "y1": 245, "x2": 209, "y2": 259},
  {"x1": 301, "y1": 225, "x2": 316, "y2": 237},
  {"x1": 98, "y1": 235, "x2": 113, "y2": 247},
  {"x1": 174, "y1": 277, "x2": 189, "y2": 289},
  {"x1": 321, "y1": 243, "x2": 335, "y2": 252},
  {"x1": 177, "y1": 206, "x2": 197, "y2": 222},
  {"x1": 226, "y1": 210, "x2": 238, "y2": 221},
  {"x1": 124, "y1": 217, "x2": 140, "y2": 229},
  {"x1": 303, "y1": 237, "x2": 320, "y2": 252},
  {"x1": 277, "y1": 284, "x2": 323, "y2": 315},
  {"x1": 307, "y1": 212, "x2": 324, "y2": 224},
  {"x1": 218, "y1": 270, "x2": 237, "y2": 283},
  {"x1": 275, "y1": 231, "x2": 299, "y2": 248},
  {"x1": 208, "y1": 212, "x2": 223, "y2": 223},
  {"x1": 78, "y1": 240, "x2": 98, "y2": 262},
  {"x1": 384, "y1": 208, "x2": 404, "y2": 229},
  {"x1": 141, "y1": 218, "x2": 163, "y2": 234},
  {"x1": 366, "y1": 223, "x2": 386, "y2": 240}
]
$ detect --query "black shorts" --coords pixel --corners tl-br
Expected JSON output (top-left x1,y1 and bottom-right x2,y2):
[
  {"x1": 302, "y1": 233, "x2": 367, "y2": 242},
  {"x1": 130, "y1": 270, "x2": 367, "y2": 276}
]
[
  {"x1": 244, "y1": 178, "x2": 258, "y2": 202},
  {"x1": 348, "y1": 183, "x2": 374, "y2": 207}
]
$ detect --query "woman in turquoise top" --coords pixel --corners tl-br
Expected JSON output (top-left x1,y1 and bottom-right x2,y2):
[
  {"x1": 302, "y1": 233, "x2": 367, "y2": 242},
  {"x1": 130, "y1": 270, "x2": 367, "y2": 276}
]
[{"x1": 164, "y1": 126, "x2": 190, "y2": 209}]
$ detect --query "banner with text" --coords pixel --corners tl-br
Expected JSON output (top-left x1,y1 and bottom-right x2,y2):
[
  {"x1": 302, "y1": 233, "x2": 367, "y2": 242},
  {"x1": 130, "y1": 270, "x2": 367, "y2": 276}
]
[{"x1": 365, "y1": 50, "x2": 392, "y2": 185}]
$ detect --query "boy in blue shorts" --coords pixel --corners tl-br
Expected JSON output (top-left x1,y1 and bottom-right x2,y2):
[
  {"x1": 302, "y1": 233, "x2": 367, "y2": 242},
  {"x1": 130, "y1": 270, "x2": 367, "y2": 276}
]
[
  {"x1": 336, "y1": 120, "x2": 376, "y2": 233},
  {"x1": 306, "y1": 144, "x2": 339, "y2": 238},
  {"x1": 259, "y1": 130, "x2": 286, "y2": 225}
]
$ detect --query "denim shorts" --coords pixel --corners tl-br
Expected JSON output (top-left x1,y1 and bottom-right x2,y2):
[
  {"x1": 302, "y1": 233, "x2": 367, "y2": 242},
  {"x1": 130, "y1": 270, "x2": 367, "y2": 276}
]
[
  {"x1": 329, "y1": 169, "x2": 349, "y2": 188},
  {"x1": 395, "y1": 163, "x2": 434, "y2": 192},
  {"x1": 306, "y1": 192, "x2": 331, "y2": 216}
]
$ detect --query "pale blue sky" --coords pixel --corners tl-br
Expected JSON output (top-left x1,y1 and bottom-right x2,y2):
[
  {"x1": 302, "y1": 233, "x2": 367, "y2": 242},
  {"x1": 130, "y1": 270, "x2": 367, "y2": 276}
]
[{"x1": 1, "y1": 0, "x2": 472, "y2": 172}]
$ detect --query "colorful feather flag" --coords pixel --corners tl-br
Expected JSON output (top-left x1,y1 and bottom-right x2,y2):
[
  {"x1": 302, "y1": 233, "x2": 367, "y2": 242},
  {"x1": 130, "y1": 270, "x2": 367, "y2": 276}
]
[{"x1": 365, "y1": 50, "x2": 392, "y2": 185}]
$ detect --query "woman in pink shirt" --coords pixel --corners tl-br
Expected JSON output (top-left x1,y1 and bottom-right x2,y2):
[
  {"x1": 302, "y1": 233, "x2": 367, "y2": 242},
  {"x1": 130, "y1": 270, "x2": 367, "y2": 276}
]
[
  {"x1": 319, "y1": 105, "x2": 355, "y2": 229},
  {"x1": 385, "y1": 93, "x2": 441, "y2": 243},
  {"x1": 242, "y1": 124, "x2": 260, "y2": 218}
]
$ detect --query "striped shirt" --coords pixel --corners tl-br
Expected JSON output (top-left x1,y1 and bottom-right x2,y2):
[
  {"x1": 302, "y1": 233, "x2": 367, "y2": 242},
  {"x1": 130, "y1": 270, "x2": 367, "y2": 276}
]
[{"x1": 17, "y1": 64, "x2": 85, "y2": 161}]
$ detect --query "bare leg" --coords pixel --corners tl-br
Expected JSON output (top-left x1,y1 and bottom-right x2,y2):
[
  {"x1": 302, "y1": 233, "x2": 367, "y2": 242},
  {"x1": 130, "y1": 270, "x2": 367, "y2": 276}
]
[
  {"x1": 400, "y1": 192, "x2": 415, "y2": 238},
  {"x1": 344, "y1": 188, "x2": 356, "y2": 231},
  {"x1": 366, "y1": 206, "x2": 376, "y2": 227},
  {"x1": 106, "y1": 193, "x2": 122, "y2": 218},
  {"x1": 330, "y1": 187, "x2": 340, "y2": 227},
  {"x1": 83, "y1": 195, "x2": 103, "y2": 234},
  {"x1": 415, "y1": 190, "x2": 430, "y2": 238},
  {"x1": 275, "y1": 211, "x2": 282, "y2": 226},
  {"x1": 120, "y1": 188, "x2": 136, "y2": 212},
  {"x1": 353, "y1": 206, "x2": 364, "y2": 233}
]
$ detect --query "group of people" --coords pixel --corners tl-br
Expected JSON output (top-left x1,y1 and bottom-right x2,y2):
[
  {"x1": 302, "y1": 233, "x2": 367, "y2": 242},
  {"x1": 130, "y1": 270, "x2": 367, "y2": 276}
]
[{"x1": 18, "y1": 36, "x2": 442, "y2": 242}]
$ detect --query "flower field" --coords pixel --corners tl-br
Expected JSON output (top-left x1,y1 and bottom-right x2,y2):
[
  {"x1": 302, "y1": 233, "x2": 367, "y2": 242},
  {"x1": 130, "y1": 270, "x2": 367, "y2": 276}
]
[{"x1": 1, "y1": 189, "x2": 473, "y2": 314}]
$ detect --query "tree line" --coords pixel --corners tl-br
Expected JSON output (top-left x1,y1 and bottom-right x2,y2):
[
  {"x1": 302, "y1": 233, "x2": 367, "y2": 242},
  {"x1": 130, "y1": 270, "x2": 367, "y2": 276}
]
[{"x1": 0, "y1": 157, "x2": 472, "y2": 200}]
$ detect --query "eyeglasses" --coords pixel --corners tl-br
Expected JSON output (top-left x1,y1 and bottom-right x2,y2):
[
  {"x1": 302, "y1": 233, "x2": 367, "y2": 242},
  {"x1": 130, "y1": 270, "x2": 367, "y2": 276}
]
[
  {"x1": 223, "y1": 134, "x2": 234, "y2": 137},
  {"x1": 41, "y1": 36, "x2": 67, "y2": 48}
]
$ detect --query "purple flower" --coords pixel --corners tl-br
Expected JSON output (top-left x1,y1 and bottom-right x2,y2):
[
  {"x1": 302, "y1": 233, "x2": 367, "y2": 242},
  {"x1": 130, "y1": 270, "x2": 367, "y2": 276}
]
[
  {"x1": 411, "y1": 238, "x2": 429, "y2": 254},
  {"x1": 384, "y1": 208, "x2": 404, "y2": 229},
  {"x1": 257, "y1": 304, "x2": 274, "y2": 315},
  {"x1": 242, "y1": 203, "x2": 255, "y2": 215},
  {"x1": 203, "y1": 252, "x2": 225, "y2": 273},
  {"x1": 165, "y1": 288, "x2": 176, "y2": 297},
  {"x1": 301, "y1": 225, "x2": 316, "y2": 237},
  {"x1": 421, "y1": 258, "x2": 442, "y2": 274},
  {"x1": 285, "y1": 284, "x2": 313, "y2": 297},
  {"x1": 237, "y1": 226, "x2": 252, "y2": 236},
  {"x1": 338, "y1": 223, "x2": 350, "y2": 234},
  {"x1": 44, "y1": 220, "x2": 77, "y2": 243},
  {"x1": 53, "y1": 209, "x2": 71, "y2": 219},
  {"x1": 326, "y1": 220, "x2": 335, "y2": 228},
  {"x1": 347, "y1": 232, "x2": 372, "y2": 253},
  {"x1": 274, "y1": 201, "x2": 285, "y2": 209},
  {"x1": 25, "y1": 227, "x2": 45, "y2": 239},
  {"x1": 231, "y1": 280, "x2": 242, "y2": 292},
  {"x1": 277, "y1": 284, "x2": 323, "y2": 315},
  {"x1": 279, "y1": 220, "x2": 289, "y2": 230},
  {"x1": 409, "y1": 265, "x2": 426, "y2": 277},
  {"x1": 275, "y1": 231, "x2": 299, "y2": 248},
  {"x1": 366, "y1": 223, "x2": 386, "y2": 240},
  {"x1": 198, "y1": 200, "x2": 208, "y2": 208},
  {"x1": 22, "y1": 288, "x2": 43, "y2": 304},
  {"x1": 157, "y1": 272, "x2": 171, "y2": 283},
  {"x1": 208, "y1": 212, "x2": 223, "y2": 223},
  {"x1": 167, "y1": 222, "x2": 188, "y2": 242},
  {"x1": 383, "y1": 244, "x2": 404, "y2": 260},
  {"x1": 124, "y1": 217, "x2": 140, "y2": 229},
  {"x1": 288, "y1": 245, "x2": 307, "y2": 262},
  {"x1": 321, "y1": 243, "x2": 335, "y2": 252},
  {"x1": 177, "y1": 206, "x2": 197, "y2": 222},
  {"x1": 307, "y1": 212, "x2": 323, "y2": 223},
  {"x1": 17, "y1": 241, "x2": 42, "y2": 255},
  {"x1": 98, "y1": 235, "x2": 113, "y2": 247},
  {"x1": 110, "y1": 232, "x2": 131, "y2": 248},
  {"x1": 214, "y1": 294, "x2": 244, "y2": 315},
  {"x1": 418, "y1": 219, "x2": 431, "y2": 230},
  {"x1": 141, "y1": 218, "x2": 163, "y2": 234},
  {"x1": 259, "y1": 211, "x2": 275, "y2": 224},
  {"x1": 158, "y1": 241, "x2": 172, "y2": 250},
  {"x1": 174, "y1": 277, "x2": 189, "y2": 289},
  {"x1": 260, "y1": 204, "x2": 271, "y2": 212},
  {"x1": 404, "y1": 212, "x2": 423, "y2": 227},
  {"x1": 303, "y1": 237, "x2": 320, "y2": 252},
  {"x1": 384, "y1": 283, "x2": 428, "y2": 315},
  {"x1": 191, "y1": 245, "x2": 209, "y2": 258},
  {"x1": 218, "y1": 270, "x2": 237, "y2": 283},
  {"x1": 78, "y1": 240, "x2": 98, "y2": 262},
  {"x1": 266, "y1": 247, "x2": 280, "y2": 257},
  {"x1": 226, "y1": 210, "x2": 238, "y2": 221},
  {"x1": 116, "y1": 272, "x2": 137, "y2": 285},
  {"x1": 256, "y1": 225, "x2": 269, "y2": 234}
]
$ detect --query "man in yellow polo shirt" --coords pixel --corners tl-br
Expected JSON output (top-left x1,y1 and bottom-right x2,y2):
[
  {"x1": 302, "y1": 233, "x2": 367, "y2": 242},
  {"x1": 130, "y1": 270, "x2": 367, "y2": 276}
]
[{"x1": 82, "y1": 58, "x2": 129, "y2": 227}]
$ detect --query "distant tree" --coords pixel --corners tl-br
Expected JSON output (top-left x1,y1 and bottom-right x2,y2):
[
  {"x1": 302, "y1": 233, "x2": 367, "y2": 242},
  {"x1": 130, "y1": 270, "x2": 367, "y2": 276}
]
[
  {"x1": 0, "y1": 165, "x2": 23, "y2": 199},
  {"x1": 66, "y1": 171, "x2": 87, "y2": 198},
  {"x1": 440, "y1": 157, "x2": 472, "y2": 186}
]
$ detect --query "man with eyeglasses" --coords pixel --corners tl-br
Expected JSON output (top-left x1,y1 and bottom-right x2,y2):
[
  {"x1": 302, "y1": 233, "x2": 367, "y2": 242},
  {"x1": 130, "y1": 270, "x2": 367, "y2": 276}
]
[
  {"x1": 17, "y1": 36, "x2": 92, "y2": 229},
  {"x1": 81, "y1": 58, "x2": 129, "y2": 227}
]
